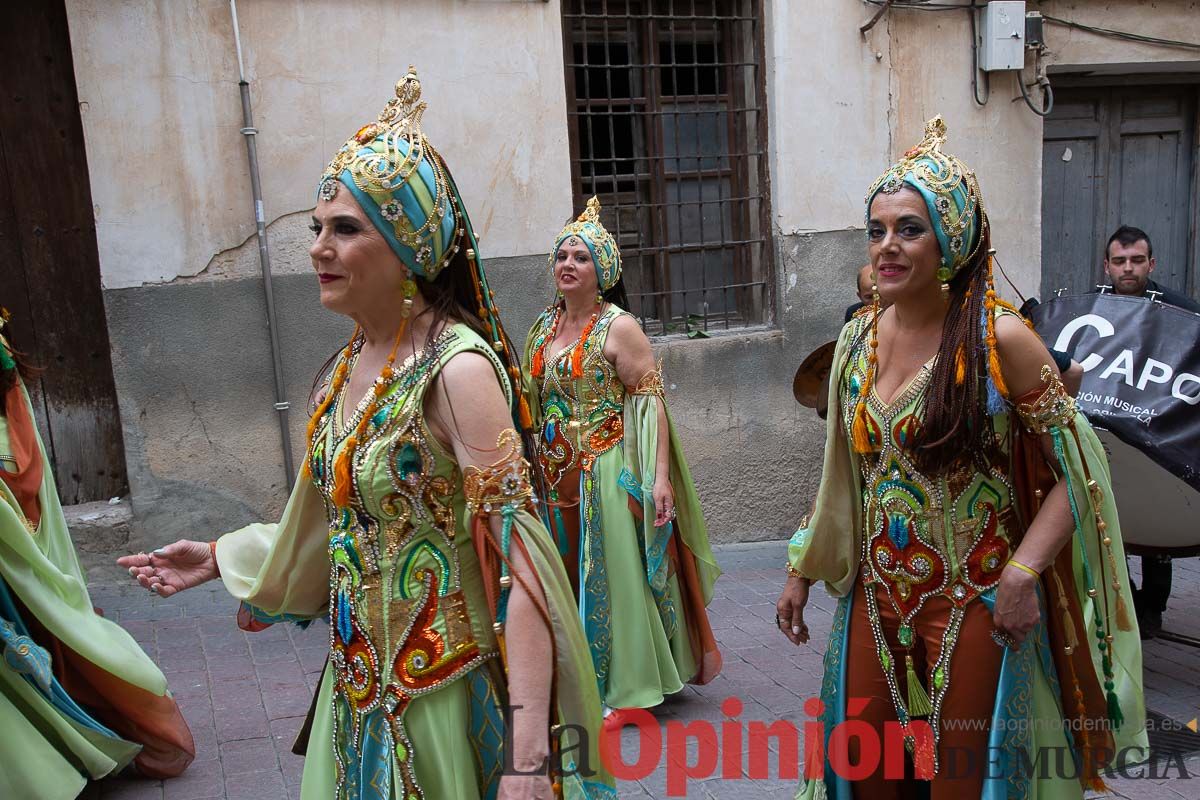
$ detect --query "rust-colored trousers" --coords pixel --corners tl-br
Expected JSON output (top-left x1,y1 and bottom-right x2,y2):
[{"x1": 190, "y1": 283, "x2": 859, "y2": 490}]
[{"x1": 844, "y1": 579, "x2": 1004, "y2": 800}]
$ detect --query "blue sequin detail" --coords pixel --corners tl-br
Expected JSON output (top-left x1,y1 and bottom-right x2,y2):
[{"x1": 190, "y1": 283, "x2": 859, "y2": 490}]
[
  {"x1": 337, "y1": 590, "x2": 353, "y2": 644},
  {"x1": 888, "y1": 513, "x2": 910, "y2": 550}
]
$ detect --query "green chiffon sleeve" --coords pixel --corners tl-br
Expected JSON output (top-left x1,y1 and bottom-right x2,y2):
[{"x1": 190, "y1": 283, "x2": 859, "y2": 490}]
[
  {"x1": 0, "y1": 384, "x2": 167, "y2": 695},
  {"x1": 621, "y1": 394, "x2": 719, "y2": 600},
  {"x1": 787, "y1": 321, "x2": 864, "y2": 597},
  {"x1": 1041, "y1": 407, "x2": 1147, "y2": 754},
  {"x1": 499, "y1": 509, "x2": 616, "y2": 798},
  {"x1": 214, "y1": 472, "x2": 330, "y2": 628}
]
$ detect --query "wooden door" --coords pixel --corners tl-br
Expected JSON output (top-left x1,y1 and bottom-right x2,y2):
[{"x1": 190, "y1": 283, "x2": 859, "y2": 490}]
[
  {"x1": 1041, "y1": 84, "x2": 1198, "y2": 299},
  {"x1": 0, "y1": 2, "x2": 127, "y2": 504}
]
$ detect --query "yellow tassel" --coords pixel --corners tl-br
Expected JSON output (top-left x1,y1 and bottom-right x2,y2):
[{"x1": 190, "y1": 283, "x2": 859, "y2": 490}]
[
  {"x1": 905, "y1": 655, "x2": 933, "y2": 717},
  {"x1": 954, "y1": 345, "x2": 966, "y2": 385},
  {"x1": 1061, "y1": 608, "x2": 1078, "y2": 653},
  {"x1": 1115, "y1": 590, "x2": 1133, "y2": 632}
]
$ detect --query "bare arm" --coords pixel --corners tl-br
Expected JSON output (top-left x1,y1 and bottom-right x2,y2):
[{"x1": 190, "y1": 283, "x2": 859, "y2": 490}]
[
  {"x1": 425, "y1": 352, "x2": 553, "y2": 793},
  {"x1": 605, "y1": 313, "x2": 674, "y2": 524},
  {"x1": 992, "y1": 316, "x2": 1077, "y2": 645}
]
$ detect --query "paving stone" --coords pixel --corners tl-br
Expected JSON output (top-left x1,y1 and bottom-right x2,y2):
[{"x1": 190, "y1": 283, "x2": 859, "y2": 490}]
[
  {"x1": 218, "y1": 737, "x2": 279, "y2": 776},
  {"x1": 82, "y1": 543, "x2": 1200, "y2": 799}
]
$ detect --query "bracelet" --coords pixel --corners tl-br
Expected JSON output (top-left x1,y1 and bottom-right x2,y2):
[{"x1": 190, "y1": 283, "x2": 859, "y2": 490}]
[
  {"x1": 785, "y1": 562, "x2": 805, "y2": 580},
  {"x1": 210, "y1": 540, "x2": 220, "y2": 577},
  {"x1": 1006, "y1": 558, "x2": 1040, "y2": 578}
]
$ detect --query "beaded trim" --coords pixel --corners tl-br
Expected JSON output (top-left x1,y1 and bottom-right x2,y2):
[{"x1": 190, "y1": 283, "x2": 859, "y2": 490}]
[
  {"x1": 1015, "y1": 364, "x2": 1076, "y2": 434},
  {"x1": 463, "y1": 429, "x2": 534, "y2": 516},
  {"x1": 630, "y1": 362, "x2": 666, "y2": 398}
]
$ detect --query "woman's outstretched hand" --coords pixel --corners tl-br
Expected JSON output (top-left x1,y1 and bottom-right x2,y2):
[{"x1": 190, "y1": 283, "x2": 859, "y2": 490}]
[{"x1": 116, "y1": 539, "x2": 218, "y2": 597}]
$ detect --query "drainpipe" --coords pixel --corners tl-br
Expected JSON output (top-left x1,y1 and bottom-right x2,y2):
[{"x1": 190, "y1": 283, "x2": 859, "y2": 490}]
[{"x1": 230, "y1": 0, "x2": 295, "y2": 489}]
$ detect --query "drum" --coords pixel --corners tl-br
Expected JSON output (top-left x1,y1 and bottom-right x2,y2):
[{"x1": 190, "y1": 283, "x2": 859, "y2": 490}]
[{"x1": 1031, "y1": 294, "x2": 1200, "y2": 552}]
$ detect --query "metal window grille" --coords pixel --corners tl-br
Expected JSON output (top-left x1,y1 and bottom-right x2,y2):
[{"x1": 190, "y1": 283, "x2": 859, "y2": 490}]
[{"x1": 562, "y1": 0, "x2": 772, "y2": 335}]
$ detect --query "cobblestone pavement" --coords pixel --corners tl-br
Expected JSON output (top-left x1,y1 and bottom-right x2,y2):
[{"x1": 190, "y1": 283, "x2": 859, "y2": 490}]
[{"x1": 79, "y1": 543, "x2": 1200, "y2": 800}]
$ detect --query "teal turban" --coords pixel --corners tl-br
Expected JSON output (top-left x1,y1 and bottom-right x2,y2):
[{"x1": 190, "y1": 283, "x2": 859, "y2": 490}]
[
  {"x1": 865, "y1": 116, "x2": 985, "y2": 280},
  {"x1": 318, "y1": 69, "x2": 461, "y2": 280},
  {"x1": 549, "y1": 196, "x2": 622, "y2": 292}
]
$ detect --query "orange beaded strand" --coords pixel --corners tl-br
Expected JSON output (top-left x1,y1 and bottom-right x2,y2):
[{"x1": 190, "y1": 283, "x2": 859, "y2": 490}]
[
  {"x1": 328, "y1": 317, "x2": 409, "y2": 508},
  {"x1": 851, "y1": 293, "x2": 881, "y2": 454},
  {"x1": 303, "y1": 329, "x2": 358, "y2": 479}
]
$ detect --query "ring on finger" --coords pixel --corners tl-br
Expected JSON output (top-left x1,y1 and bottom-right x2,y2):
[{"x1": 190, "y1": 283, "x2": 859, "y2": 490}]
[{"x1": 991, "y1": 629, "x2": 1016, "y2": 649}]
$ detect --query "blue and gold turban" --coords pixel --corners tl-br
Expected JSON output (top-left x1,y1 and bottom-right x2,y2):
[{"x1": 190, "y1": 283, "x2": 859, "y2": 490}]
[
  {"x1": 317, "y1": 67, "x2": 461, "y2": 280},
  {"x1": 550, "y1": 196, "x2": 622, "y2": 292},
  {"x1": 865, "y1": 116, "x2": 985, "y2": 281}
]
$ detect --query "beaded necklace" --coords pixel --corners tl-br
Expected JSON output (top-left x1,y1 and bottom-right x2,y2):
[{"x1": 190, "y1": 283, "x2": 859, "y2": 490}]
[
  {"x1": 304, "y1": 309, "x2": 410, "y2": 508},
  {"x1": 530, "y1": 302, "x2": 601, "y2": 380}
]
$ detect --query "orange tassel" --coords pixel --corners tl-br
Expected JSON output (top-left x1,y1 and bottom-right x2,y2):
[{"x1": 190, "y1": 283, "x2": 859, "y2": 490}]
[
  {"x1": 983, "y1": 254, "x2": 1010, "y2": 400},
  {"x1": 851, "y1": 400, "x2": 874, "y2": 453},
  {"x1": 571, "y1": 312, "x2": 599, "y2": 379},
  {"x1": 332, "y1": 437, "x2": 356, "y2": 507},
  {"x1": 518, "y1": 395, "x2": 533, "y2": 430},
  {"x1": 954, "y1": 345, "x2": 966, "y2": 385},
  {"x1": 987, "y1": 345, "x2": 1008, "y2": 398},
  {"x1": 530, "y1": 307, "x2": 561, "y2": 379}
]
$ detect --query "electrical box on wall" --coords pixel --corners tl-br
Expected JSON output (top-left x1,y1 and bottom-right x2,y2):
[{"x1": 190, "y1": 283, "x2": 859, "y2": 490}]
[{"x1": 978, "y1": 2, "x2": 1026, "y2": 71}]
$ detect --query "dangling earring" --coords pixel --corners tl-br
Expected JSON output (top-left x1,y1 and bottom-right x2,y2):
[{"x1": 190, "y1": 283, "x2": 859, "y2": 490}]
[
  {"x1": 937, "y1": 262, "x2": 952, "y2": 303},
  {"x1": 400, "y1": 274, "x2": 418, "y2": 319}
]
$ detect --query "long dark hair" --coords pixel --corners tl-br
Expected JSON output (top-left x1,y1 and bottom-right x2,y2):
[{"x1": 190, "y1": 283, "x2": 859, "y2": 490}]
[{"x1": 909, "y1": 223, "x2": 998, "y2": 475}]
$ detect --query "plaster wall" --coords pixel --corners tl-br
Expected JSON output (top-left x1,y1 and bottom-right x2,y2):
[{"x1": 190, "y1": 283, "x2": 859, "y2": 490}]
[
  {"x1": 64, "y1": 0, "x2": 575, "y2": 289},
  {"x1": 64, "y1": 1, "x2": 1200, "y2": 547}
]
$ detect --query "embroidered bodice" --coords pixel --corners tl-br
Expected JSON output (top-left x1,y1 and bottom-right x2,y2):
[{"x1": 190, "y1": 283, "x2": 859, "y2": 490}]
[
  {"x1": 531, "y1": 305, "x2": 628, "y2": 488},
  {"x1": 306, "y1": 324, "x2": 505, "y2": 798},
  {"x1": 840, "y1": 318, "x2": 1018, "y2": 623}
]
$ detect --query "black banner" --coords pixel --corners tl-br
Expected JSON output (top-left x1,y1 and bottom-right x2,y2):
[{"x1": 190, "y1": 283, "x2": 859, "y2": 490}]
[{"x1": 1030, "y1": 294, "x2": 1200, "y2": 492}]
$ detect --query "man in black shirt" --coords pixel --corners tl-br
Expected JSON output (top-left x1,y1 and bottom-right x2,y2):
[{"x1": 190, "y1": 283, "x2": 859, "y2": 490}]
[
  {"x1": 1102, "y1": 225, "x2": 1200, "y2": 313},
  {"x1": 1099, "y1": 225, "x2": 1195, "y2": 638}
]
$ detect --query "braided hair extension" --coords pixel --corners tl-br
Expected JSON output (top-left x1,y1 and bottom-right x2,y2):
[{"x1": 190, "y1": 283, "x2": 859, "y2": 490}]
[{"x1": 910, "y1": 222, "x2": 998, "y2": 476}]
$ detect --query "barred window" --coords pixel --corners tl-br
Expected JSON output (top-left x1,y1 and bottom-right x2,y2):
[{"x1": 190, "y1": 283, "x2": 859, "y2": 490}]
[{"x1": 562, "y1": 0, "x2": 772, "y2": 335}]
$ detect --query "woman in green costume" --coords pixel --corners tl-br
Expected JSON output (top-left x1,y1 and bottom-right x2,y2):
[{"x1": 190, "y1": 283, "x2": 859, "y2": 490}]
[
  {"x1": 120, "y1": 70, "x2": 614, "y2": 800},
  {"x1": 776, "y1": 117, "x2": 1146, "y2": 799},
  {"x1": 523, "y1": 198, "x2": 722, "y2": 721},
  {"x1": 1, "y1": 314, "x2": 194, "y2": 799}
]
